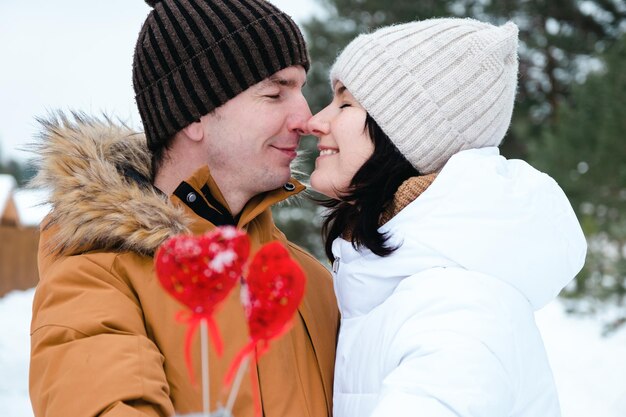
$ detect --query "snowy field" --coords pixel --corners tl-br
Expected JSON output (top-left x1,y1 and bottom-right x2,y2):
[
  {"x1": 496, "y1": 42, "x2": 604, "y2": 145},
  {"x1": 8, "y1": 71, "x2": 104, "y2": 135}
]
[{"x1": 1, "y1": 288, "x2": 625, "y2": 417}]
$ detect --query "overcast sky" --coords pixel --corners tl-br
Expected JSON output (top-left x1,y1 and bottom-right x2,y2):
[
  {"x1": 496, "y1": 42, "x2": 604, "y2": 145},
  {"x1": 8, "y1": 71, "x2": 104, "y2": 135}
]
[{"x1": 0, "y1": 0, "x2": 323, "y2": 163}]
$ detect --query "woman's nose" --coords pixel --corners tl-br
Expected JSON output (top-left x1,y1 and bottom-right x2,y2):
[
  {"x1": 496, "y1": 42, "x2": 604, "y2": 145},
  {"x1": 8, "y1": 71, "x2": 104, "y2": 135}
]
[{"x1": 307, "y1": 112, "x2": 329, "y2": 138}]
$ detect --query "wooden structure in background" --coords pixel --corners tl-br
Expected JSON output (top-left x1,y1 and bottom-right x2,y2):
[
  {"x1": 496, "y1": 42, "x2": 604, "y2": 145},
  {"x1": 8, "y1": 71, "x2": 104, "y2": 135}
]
[
  {"x1": 0, "y1": 174, "x2": 44, "y2": 297},
  {"x1": 0, "y1": 224, "x2": 40, "y2": 296}
]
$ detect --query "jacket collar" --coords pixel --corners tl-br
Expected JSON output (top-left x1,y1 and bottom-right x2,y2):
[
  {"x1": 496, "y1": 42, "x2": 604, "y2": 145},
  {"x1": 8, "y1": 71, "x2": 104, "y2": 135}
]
[{"x1": 171, "y1": 164, "x2": 305, "y2": 234}]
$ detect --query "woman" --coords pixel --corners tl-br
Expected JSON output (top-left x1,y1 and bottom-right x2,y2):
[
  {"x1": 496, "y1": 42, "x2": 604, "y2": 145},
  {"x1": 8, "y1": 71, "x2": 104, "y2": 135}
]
[{"x1": 307, "y1": 18, "x2": 587, "y2": 417}]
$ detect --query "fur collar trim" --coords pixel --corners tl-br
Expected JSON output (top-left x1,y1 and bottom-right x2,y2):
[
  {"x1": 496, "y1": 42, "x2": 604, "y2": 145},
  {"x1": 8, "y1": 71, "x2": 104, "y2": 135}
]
[{"x1": 32, "y1": 112, "x2": 189, "y2": 257}]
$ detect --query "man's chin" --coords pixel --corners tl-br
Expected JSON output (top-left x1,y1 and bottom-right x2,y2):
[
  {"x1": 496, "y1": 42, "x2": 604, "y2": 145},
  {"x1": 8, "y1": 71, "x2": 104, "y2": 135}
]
[
  {"x1": 256, "y1": 171, "x2": 293, "y2": 193},
  {"x1": 277, "y1": 166, "x2": 294, "y2": 182}
]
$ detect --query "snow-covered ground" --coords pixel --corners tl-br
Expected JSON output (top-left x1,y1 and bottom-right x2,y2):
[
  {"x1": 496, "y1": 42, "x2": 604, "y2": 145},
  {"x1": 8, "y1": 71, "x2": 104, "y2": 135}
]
[
  {"x1": 0, "y1": 289, "x2": 33, "y2": 417},
  {"x1": 535, "y1": 302, "x2": 626, "y2": 417},
  {"x1": 1, "y1": 288, "x2": 625, "y2": 417}
]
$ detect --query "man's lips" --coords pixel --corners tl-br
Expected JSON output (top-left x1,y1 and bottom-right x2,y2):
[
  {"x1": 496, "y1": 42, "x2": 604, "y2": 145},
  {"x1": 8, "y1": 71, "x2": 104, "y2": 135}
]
[{"x1": 272, "y1": 145, "x2": 298, "y2": 158}]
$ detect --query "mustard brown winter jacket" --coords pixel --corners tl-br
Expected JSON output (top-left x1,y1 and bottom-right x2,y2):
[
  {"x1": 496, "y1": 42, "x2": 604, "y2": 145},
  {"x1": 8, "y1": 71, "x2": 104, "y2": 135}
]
[{"x1": 29, "y1": 115, "x2": 338, "y2": 417}]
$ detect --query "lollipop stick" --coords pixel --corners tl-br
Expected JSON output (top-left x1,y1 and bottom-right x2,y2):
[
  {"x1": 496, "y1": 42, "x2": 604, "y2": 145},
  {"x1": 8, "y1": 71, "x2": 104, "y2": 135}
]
[
  {"x1": 201, "y1": 318, "x2": 210, "y2": 416},
  {"x1": 225, "y1": 355, "x2": 250, "y2": 415}
]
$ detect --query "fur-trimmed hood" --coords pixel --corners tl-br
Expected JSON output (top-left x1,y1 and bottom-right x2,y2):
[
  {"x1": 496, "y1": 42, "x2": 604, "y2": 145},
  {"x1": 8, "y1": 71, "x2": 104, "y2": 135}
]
[{"x1": 32, "y1": 113, "x2": 190, "y2": 257}]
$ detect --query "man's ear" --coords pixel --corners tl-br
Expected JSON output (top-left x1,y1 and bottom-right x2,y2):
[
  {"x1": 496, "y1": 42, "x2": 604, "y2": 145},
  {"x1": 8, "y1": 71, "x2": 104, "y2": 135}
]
[{"x1": 182, "y1": 119, "x2": 204, "y2": 142}]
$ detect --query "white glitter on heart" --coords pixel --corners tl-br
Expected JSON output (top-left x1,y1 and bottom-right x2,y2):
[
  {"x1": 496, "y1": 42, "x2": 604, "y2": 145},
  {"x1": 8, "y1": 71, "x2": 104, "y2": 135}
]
[{"x1": 208, "y1": 249, "x2": 237, "y2": 273}]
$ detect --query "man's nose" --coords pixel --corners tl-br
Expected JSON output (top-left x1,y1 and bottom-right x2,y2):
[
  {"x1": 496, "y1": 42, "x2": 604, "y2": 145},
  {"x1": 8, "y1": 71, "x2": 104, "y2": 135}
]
[{"x1": 287, "y1": 96, "x2": 313, "y2": 136}]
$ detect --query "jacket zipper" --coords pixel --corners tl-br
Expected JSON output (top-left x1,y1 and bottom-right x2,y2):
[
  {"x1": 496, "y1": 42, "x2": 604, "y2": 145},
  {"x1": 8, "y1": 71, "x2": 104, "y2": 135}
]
[{"x1": 332, "y1": 257, "x2": 340, "y2": 274}]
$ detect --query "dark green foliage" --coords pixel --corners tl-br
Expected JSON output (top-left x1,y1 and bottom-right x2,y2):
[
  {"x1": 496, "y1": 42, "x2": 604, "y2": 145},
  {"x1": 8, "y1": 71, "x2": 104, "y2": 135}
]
[
  {"x1": 476, "y1": 0, "x2": 626, "y2": 157},
  {"x1": 530, "y1": 35, "x2": 626, "y2": 328},
  {"x1": 272, "y1": 198, "x2": 330, "y2": 266}
]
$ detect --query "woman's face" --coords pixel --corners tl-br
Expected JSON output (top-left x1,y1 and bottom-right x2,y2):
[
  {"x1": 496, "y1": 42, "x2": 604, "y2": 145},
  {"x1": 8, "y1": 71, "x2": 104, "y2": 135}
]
[{"x1": 308, "y1": 82, "x2": 374, "y2": 199}]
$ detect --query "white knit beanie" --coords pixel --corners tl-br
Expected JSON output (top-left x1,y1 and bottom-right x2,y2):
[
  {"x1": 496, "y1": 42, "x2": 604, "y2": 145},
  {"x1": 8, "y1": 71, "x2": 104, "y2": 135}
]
[{"x1": 330, "y1": 18, "x2": 519, "y2": 174}]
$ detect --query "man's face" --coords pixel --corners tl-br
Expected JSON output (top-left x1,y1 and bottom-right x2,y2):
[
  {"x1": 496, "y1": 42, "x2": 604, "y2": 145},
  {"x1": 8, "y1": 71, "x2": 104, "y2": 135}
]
[{"x1": 200, "y1": 66, "x2": 310, "y2": 199}]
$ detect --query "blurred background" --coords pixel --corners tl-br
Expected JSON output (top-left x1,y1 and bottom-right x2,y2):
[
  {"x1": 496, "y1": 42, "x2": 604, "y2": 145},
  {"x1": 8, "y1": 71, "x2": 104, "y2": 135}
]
[{"x1": 0, "y1": 0, "x2": 625, "y2": 415}]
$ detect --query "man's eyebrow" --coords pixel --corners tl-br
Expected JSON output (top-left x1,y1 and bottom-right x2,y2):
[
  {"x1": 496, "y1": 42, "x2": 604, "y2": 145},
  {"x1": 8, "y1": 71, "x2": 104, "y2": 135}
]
[{"x1": 258, "y1": 75, "x2": 306, "y2": 89}]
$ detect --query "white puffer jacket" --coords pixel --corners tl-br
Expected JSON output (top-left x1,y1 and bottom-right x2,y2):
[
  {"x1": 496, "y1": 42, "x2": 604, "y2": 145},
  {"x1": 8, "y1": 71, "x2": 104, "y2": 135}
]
[{"x1": 331, "y1": 147, "x2": 587, "y2": 417}]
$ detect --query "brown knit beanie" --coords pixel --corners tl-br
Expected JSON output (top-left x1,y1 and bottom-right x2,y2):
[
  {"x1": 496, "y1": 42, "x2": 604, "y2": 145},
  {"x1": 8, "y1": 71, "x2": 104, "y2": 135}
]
[{"x1": 133, "y1": 0, "x2": 310, "y2": 151}]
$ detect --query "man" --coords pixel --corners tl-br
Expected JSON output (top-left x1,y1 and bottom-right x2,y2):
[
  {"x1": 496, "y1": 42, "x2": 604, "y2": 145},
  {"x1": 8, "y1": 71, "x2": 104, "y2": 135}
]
[{"x1": 29, "y1": 1, "x2": 338, "y2": 416}]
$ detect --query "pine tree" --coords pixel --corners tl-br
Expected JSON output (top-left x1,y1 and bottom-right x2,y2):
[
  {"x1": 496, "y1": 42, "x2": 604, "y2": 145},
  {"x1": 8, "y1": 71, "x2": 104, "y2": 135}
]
[
  {"x1": 475, "y1": 0, "x2": 626, "y2": 157},
  {"x1": 530, "y1": 35, "x2": 626, "y2": 330}
]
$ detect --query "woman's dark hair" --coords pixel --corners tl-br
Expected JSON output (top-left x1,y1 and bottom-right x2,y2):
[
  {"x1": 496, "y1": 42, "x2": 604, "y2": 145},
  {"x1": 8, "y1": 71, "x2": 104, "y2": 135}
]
[{"x1": 319, "y1": 113, "x2": 420, "y2": 262}]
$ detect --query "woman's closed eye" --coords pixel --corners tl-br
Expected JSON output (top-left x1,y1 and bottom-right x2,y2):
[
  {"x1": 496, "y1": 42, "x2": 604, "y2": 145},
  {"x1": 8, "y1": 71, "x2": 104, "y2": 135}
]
[{"x1": 339, "y1": 103, "x2": 351, "y2": 109}]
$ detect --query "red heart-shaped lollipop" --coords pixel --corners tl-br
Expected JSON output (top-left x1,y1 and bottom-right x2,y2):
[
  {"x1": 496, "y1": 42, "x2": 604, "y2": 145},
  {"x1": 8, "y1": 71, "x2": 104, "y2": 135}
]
[
  {"x1": 242, "y1": 241, "x2": 306, "y2": 345},
  {"x1": 155, "y1": 226, "x2": 250, "y2": 384},
  {"x1": 223, "y1": 241, "x2": 307, "y2": 417},
  {"x1": 155, "y1": 226, "x2": 250, "y2": 316}
]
